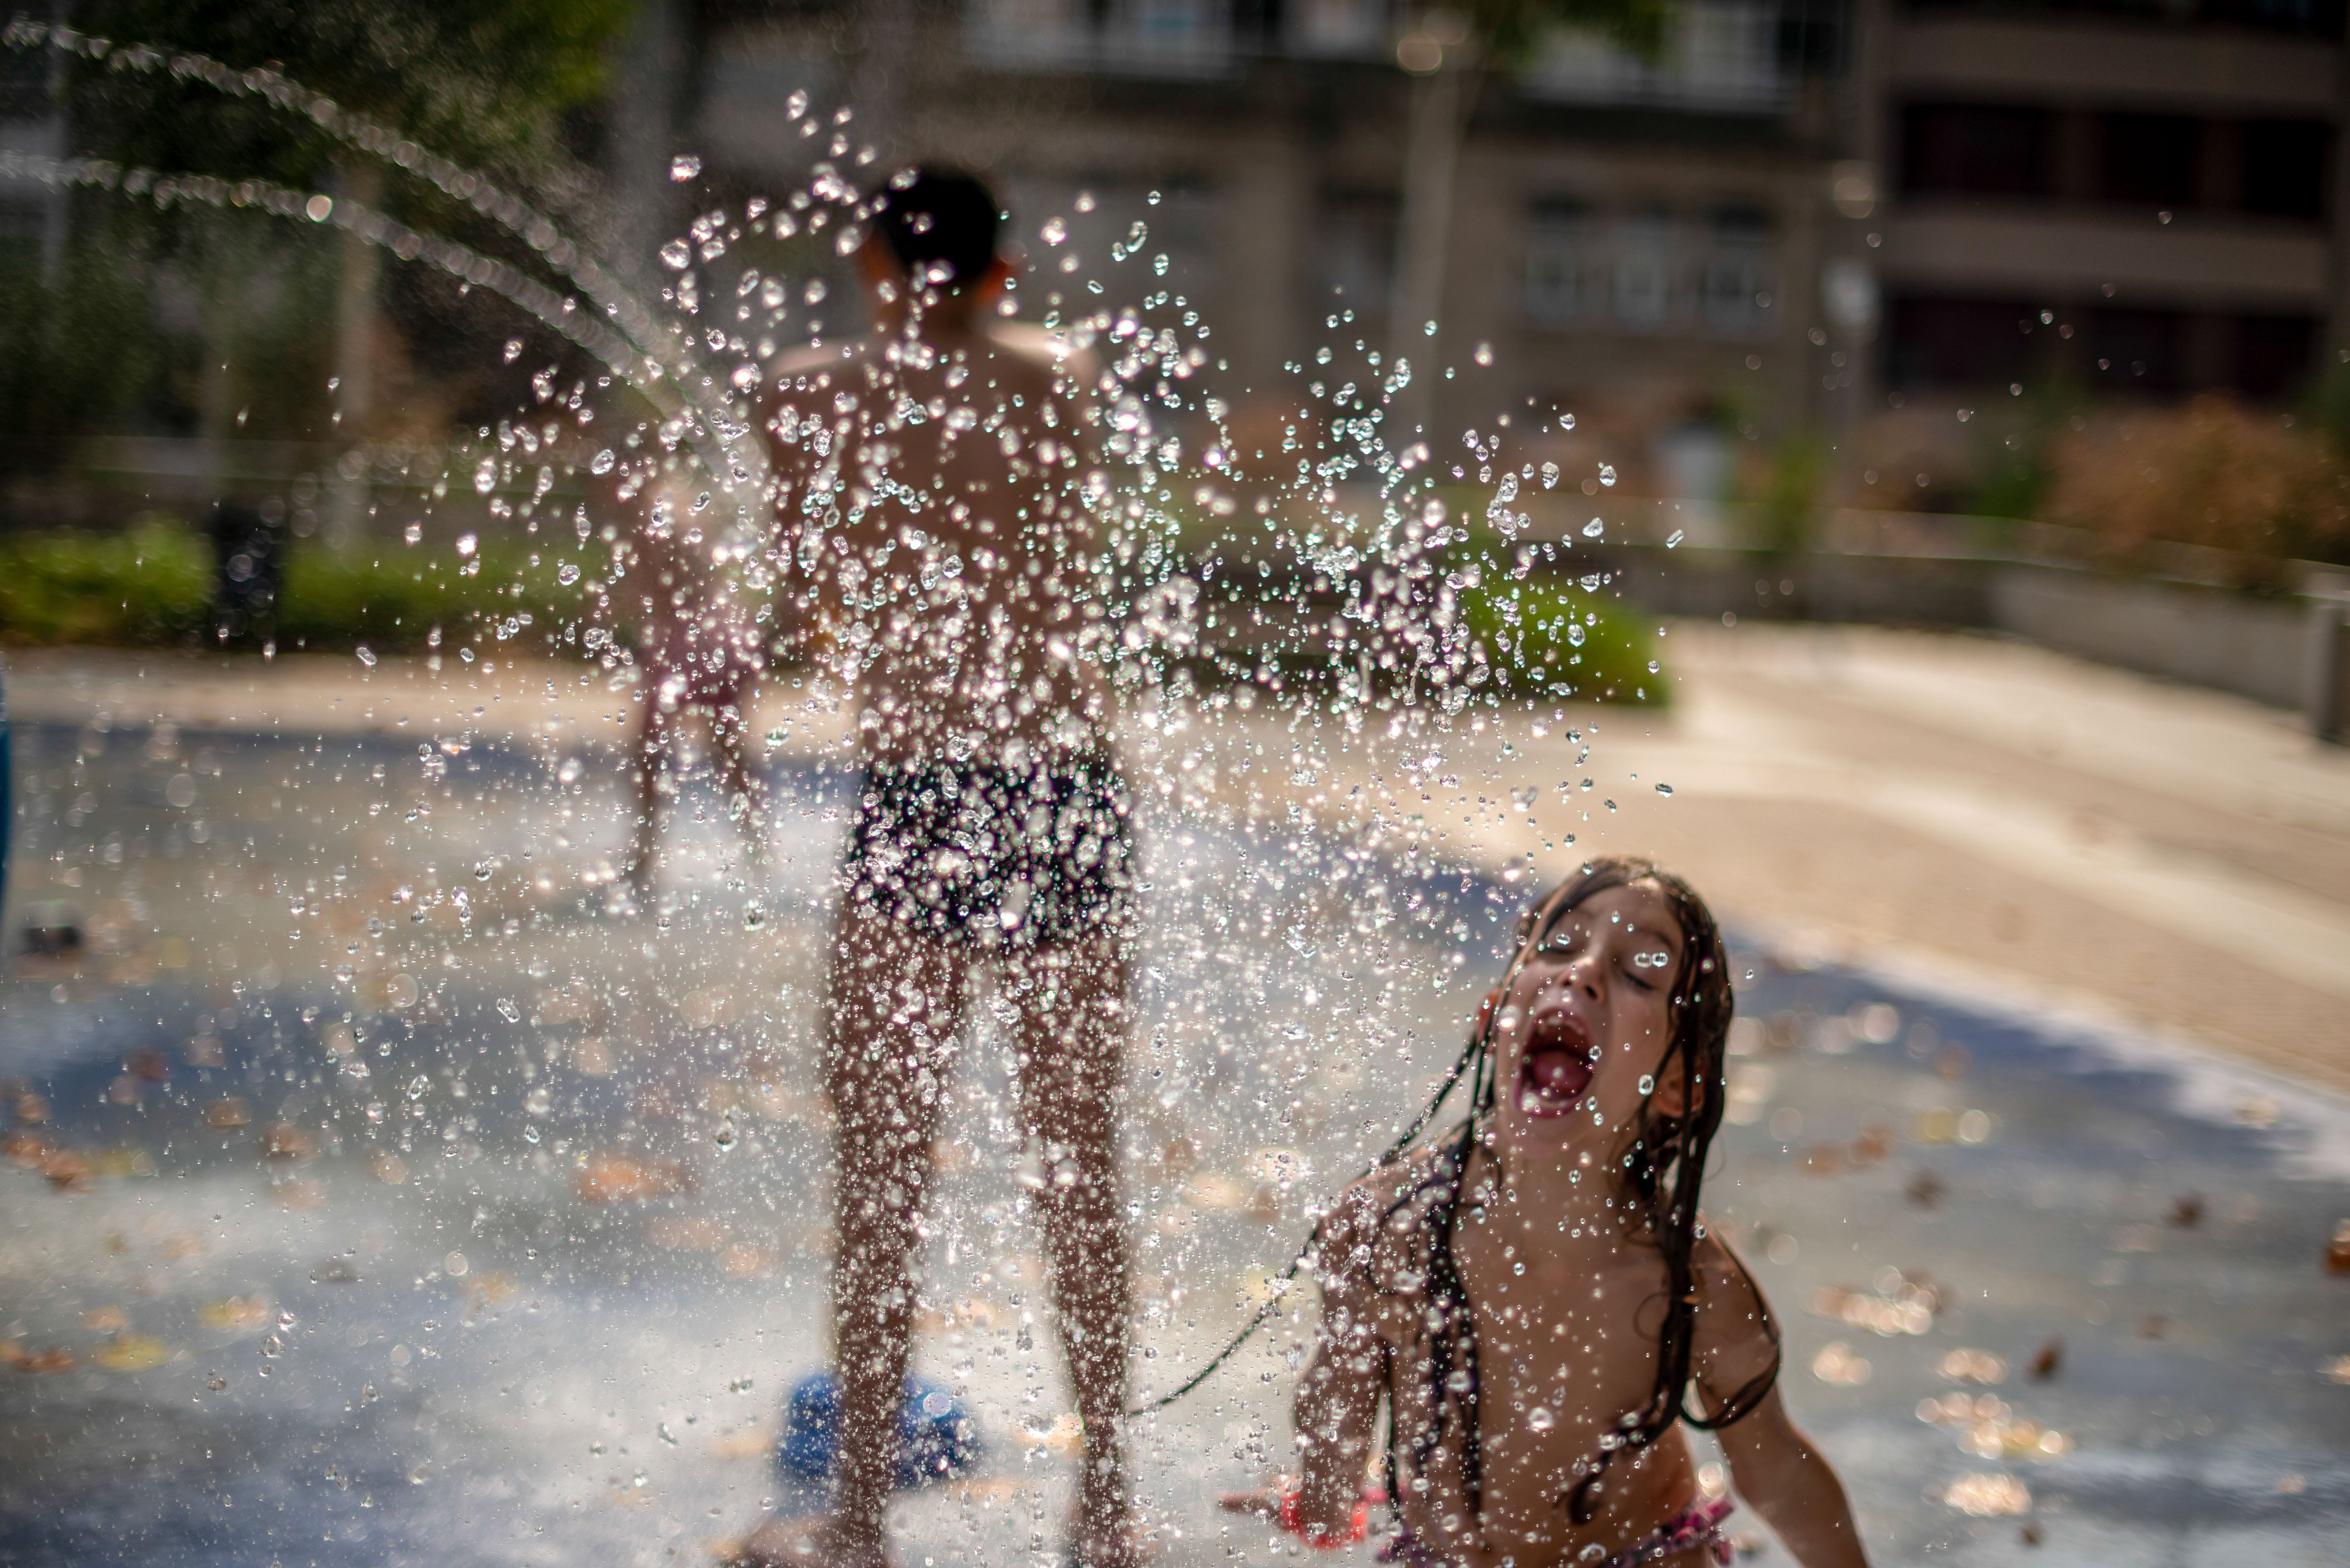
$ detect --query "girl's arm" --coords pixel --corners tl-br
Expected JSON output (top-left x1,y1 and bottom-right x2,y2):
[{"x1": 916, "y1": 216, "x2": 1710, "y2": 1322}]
[
  {"x1": 1712, "y1": 1388, "x2": 1869, "y2": 1568},
  {"x1": 1218, "y1": 1190, "x2": 1385, "y2": 1537},
  {"x1": 1691, "y1": 1236, "x2": 1870, "y2": 1568}
]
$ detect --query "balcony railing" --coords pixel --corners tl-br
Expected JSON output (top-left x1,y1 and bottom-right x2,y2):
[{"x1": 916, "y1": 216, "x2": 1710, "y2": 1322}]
[{"x1": 964, "y1": 0, "x2": 1830, "y2": 107}]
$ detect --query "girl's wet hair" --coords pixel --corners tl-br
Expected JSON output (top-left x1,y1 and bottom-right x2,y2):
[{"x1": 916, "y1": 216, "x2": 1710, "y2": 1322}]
[{"x1": 1379, "y1": 855, "x2": 1778, "y2": 1528}]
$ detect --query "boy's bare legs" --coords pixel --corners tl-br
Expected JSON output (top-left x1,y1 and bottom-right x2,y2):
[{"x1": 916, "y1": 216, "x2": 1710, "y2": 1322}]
[
  {"x1": 625, "y1": 701, "x2": 672, "y2": 905},
  {"x1": 712, "y1": 697, "x2": 768, "y2": 878},
  {"x1": 1005, "y1": 932, "x2": 1138, "y2": 1567},
  {"x1": 790, "y1": 904, "x2": 969, "y2": 1567}
]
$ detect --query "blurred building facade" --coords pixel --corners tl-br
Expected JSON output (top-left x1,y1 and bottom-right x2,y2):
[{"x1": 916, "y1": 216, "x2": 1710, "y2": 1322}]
[
  {"x1": 661, "y1": 0, "x2": 1864, "y2": 492},
  {"x1": 1863, "y1": 0, "x2": 2346, "y2": 407},
  {"x1": 662, "y1": 0, "x2": 2350, "y2": 497}
]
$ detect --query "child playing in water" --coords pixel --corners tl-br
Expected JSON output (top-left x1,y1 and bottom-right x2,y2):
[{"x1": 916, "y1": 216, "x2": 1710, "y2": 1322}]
[{"x1": 1222, "y1": 857, "x2": 1868, "y2": 1568}]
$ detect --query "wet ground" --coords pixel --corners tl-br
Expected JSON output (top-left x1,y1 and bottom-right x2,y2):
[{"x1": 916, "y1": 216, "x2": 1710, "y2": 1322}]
[{"x1": 2, "y1": 716, "x2": 2348, "y2": 1566}]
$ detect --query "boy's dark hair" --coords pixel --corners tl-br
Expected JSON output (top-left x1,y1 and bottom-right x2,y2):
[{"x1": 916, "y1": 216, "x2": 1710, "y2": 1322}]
[{"x1": 870, "y1": 167, "x2": 1003, "y2": 289}]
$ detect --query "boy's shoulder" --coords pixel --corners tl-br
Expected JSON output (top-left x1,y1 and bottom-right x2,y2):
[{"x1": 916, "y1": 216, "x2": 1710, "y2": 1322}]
[
  {"x1": 986, "y1": 320, "x2": 1102, "y2": 389},
  {"x1": 764, "y1": 342, "x2": 869, "y2": 413}
]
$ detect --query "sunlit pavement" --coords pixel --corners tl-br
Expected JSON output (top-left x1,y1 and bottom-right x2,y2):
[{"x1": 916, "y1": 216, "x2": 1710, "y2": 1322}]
[{"x1": 3, "y1": 635, "x2": 2348, "y2": 1565}]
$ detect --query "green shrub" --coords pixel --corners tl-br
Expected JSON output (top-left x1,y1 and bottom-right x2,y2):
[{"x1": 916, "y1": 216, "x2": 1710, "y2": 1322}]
[
  {"x1": 0, "y1": 519, "x2": 595, "y2": 652},
  {"x1": 1462, "y1": 576, "x2": 1667, "y2": 706},
  {"x1": 275, "y1": 547, "x2": 588, "y2": 653},
  {"x1": 0, "y1": 518, "x2": 212, "y2": 645}
]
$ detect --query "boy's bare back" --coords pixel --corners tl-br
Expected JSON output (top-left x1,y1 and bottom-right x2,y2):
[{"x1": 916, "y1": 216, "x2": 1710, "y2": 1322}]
[{"x1": 763, "y1": 320, "x2": 1112, "y2": 762}]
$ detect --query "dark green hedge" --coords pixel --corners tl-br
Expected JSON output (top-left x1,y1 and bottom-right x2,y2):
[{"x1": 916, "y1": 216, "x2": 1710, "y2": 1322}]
[
  {"x1": 0, "y1": 519, "x2": 588, "y2": 653},
  {"x1": 1461, "y1": 575, "x2": 1669, "y2": 707}
]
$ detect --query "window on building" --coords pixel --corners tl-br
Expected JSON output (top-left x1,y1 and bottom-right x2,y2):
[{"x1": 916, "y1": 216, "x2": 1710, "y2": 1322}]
[
  {"x1": 1882, "y1": 295, "x2": 2039, "y2": 388},
  {"x1": 2234, "y1": 313, "x2": 2319, "y2": 396},
  {"x1": 1286, "y1": 0, "x2": 1385, "y2": 55},
  {"x1": 2086, "y1": 309, "x2": 2186, "y2": 392},
  {"x1": 1316, "y1": 189, "x2": 1396, "y2": 314},
  {"x1": 2098, "y1": 113, "x2": 2202, "y2": 207},
  {"x1": 1612, "y1": 210, "x2": 1676, "y2": 328},
  {"x1": 965, "y1": 0, "x2": 1234, "y2": 75},
  {"x1": 2199, "y1": 0, "x2": 2345, "y2": 38},
  {"x1": 1524, "y1": 198, "x2": 1596, "y2": 322},
  {"x1": 1698, "y1": 205, "x2": 1776, "y2": 337},
  {"x1": 2240, "y1": 119, "x2": 2330, "y2": 218},
  {"x1": 1900, "y1": 103, "x2": 2053, "y2": 198},
  {"x1": 1909, "y1": 0, "x2": 2342, "y2": 39}
]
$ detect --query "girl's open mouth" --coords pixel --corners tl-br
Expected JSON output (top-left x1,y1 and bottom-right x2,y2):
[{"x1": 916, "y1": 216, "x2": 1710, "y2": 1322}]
[{"x1": 1518, "y1": 1008, "x2": 1596, "y2": 1118}]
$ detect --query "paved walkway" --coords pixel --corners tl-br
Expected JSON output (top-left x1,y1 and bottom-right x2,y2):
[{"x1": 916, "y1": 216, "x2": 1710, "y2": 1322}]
[{"x1": 11, "y1": 621, "x2": 2350, "y2": 1091}]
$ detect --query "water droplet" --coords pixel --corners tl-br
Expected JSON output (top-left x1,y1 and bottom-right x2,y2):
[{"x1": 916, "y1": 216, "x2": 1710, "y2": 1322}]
[
  {"x1": 669, "y1": 156, "x2": 702, "y2": 182},
  {"x1": 1041, "y1": 217, "x2": 1067, "y2": 245},
  {"x1": 1540, "y1": 461, "x2": 1559, "y2": 489},
  {"x1": 590, "y1": 448, "x2": 616, "y2": 475},
  {"x1": 743, "y1": 906, "x2": 767, "y2": 932},
  {"x1": 1527, "y1": 1406, "x2": 1556, "y2": 1432},
  {"x1": 1666, "y1": 529, "x2": 1685, "y2": 548},
  {"x1": 455, "y1": 532, "x2": 478, "y2": 557},
  {"x1": 1582, "y1": 518, "x2": 1604, "y2": 538},
  {"x1": 1655, "y1": 782, "x2": 1674, "y2": 796},
  {"x1": 501, "y1": 338, "x2": 523, "y2": 363},
  {"x1": 355, "y1": 646, "x2": 376, "y2": 668},
  {"x1": 557, "y1": 562, "x2": 580, "y2": 585},
  {"x1": 1638, "y1": 1075, "x2": 1656, "y2": 1094},
  {"x1": 713, "y1": 1117, "x2": 738, "y2": 1153},
  {"x1": 660, "y1": 239, "x2": 692, "y2": 270},
  {"x1": 406, "y1": 1075, "x2": 429, "y2": 1101},
  {"x1": 1598, "y1": 463, "x2": 1617, "y2": 486}
]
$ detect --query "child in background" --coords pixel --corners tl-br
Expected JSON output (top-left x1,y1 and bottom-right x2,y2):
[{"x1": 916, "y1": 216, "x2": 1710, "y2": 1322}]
[
  {"x1": 1223, "y1": 857, "x2": 1868, "y2": 1568},
  {"x1": 608, "y1": 467, "x2": 770, "y2": 904}
]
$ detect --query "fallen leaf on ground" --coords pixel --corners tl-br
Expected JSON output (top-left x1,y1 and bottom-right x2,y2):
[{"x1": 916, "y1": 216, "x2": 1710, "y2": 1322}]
[
  {"x1": 1943, "y1": 1473, "x2": 2031, "y2": 1517},
  {"x1": 92, "y1": 1333, "x2": 173, "y2": 1371},
  {"x1": 1, "y1": 1342, "x2": 77, "y2": 1373},
  {"x1": 574, "y1": 1153, "x2": 694, "y2": 1203}
]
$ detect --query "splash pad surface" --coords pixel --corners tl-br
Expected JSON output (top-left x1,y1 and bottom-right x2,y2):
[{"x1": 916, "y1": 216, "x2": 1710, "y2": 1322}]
[{"x1": 2, "y1": 714, "x2": 2347, "y2": 1568}]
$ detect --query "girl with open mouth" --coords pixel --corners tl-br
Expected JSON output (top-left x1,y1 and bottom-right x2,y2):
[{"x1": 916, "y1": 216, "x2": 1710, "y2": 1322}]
[{"x1": 1222, "y1": 856, "x2": 1869, "y2": 1568}]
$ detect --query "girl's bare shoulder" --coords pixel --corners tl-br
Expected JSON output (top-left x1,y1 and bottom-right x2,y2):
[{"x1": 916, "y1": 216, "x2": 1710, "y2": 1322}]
[{"x1": 1689, "y1": 1225, "x2": 1781, "y2": 1385}]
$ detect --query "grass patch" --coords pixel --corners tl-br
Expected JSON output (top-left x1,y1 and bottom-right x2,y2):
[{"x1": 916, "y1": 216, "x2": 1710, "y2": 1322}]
[
  {"x1": 1462, "y1": 576, "x2": 1667, "y2": 706},
  {"x1": 0, "y1": 518, "x2": 212, "y2": 646},
  {"x1": 0, "y1": 519, "x2": 592, "y2": 653}
]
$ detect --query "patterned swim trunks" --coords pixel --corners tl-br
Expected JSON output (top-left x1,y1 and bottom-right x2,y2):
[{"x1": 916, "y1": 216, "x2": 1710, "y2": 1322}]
[{"x1": 839, "y1": 754, "x2": 1134, "y2": 949}]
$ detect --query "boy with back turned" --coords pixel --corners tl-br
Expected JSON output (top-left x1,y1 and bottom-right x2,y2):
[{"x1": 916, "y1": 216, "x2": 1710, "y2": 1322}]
[{"x1": 737, "y1": 169, "x2": 1143, "y2": 1568}]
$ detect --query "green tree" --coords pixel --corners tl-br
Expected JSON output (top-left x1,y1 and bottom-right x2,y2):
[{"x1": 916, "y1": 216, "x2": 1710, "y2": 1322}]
[{"x1": 0, "y1": 1, "x2": 630, "y2": 483}]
